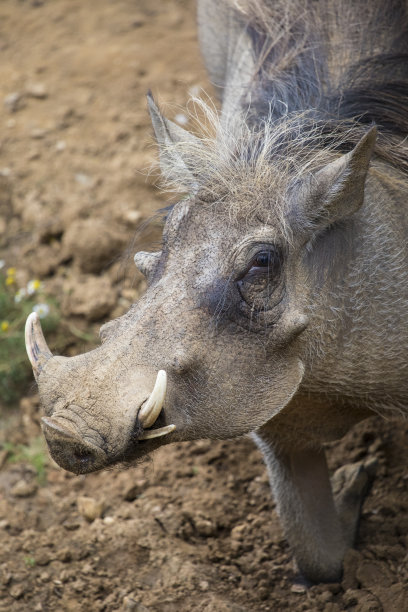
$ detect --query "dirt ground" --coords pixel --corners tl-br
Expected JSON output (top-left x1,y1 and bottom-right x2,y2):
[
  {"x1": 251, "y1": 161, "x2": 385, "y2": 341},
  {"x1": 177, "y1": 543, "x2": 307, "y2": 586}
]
[{"x1": 0, "y1": 1, "x2": 407, "y2": 611}]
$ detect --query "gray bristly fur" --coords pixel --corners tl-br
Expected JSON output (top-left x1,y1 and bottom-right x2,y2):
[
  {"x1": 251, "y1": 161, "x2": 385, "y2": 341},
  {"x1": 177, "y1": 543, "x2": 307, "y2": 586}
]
[
  {"x1": 196, "y1": 0, "x2": 408, "y2": 174},
  {"x1": 33, "y1": 0, "x2": 408, "y2": 587}
]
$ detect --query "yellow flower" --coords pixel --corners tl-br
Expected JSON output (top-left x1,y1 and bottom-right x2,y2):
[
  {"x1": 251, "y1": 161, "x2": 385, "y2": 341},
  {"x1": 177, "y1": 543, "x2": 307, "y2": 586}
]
[
  {"x1": 5, "y1": 276, "x2": 15, "y2": 286},
  {"x1": 1, "y1": 321, "x2": 9, "y2": 332},
  {"x1": 27, "y1": 279, "x2": 42, "y2": 295},
  {"x1": 6, "y1": 267, "x2": 16, "y2": 277}
]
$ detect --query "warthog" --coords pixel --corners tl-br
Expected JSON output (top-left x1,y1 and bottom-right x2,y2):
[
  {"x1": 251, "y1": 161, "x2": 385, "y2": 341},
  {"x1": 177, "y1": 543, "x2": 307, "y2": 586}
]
[{"x1": 25, "y1": 0, "x2": 408, "y2": 584}]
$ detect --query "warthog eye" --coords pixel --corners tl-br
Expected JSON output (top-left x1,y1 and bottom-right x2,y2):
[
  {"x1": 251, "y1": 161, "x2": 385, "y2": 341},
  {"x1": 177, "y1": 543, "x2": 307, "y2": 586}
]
[
  {"x1": 237, "y1": 247, "x2": 283, "y2": 312},
  {"x1": 251, "y1": 250, "x2": 276, "y2": 269}
]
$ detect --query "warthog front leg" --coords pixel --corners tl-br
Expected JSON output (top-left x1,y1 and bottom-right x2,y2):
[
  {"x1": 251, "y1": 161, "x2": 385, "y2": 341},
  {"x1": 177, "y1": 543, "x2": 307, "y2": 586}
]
[{"x1": 252, "y1": 432, "x2": 376, "y2": 583}]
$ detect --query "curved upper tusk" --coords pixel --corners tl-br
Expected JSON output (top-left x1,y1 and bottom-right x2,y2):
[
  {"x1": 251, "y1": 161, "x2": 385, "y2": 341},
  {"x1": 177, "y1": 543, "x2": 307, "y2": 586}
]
[
  {"x1": 25, "y1": 312, "x2": 53, "y2": 380},
  {"x1": 138, "y1": 370, "x2": 167, "y2": 428}
]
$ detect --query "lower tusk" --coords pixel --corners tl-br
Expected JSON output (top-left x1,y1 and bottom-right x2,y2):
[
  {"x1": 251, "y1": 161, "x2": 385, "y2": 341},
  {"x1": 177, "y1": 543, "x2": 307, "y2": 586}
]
[
  {"x1": 139, "y1": 424, "x2": 176, "y2": 440},
  {"x1": 138, "y1": 370, "x2": 167, "y2": 428},
  {"x1": 25, "y1": 312, "x2": 53, "y2": 379}
]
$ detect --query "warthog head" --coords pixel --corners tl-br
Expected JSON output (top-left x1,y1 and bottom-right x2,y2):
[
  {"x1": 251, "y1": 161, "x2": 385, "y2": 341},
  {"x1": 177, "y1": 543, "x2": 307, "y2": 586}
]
[{"x1": 26, "y1": 97, "x2": 376, "y2": 474}]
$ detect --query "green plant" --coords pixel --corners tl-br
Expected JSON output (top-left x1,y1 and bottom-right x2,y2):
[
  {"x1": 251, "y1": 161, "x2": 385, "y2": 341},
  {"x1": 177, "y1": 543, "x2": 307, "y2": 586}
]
[
  {"x1": 0, "y1": 264, "x2": 60, "y2": 404},
  {"x1": 3, "y1": 436, "x2": 48, "y2": 484},
  {"x1": 23, "y1": 556, "x2": 36, "y2": 568}
]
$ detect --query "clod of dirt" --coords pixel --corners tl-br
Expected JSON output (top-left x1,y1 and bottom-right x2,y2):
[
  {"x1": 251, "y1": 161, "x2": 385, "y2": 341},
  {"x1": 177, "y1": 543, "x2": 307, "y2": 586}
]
[
  {"x1": 62, "y1": 218, "x2": 127, "y2": 274},
  {"x1": 77, "y1": 496, "x2": 104, "y2": 522},
  {"x1": 61, "y1": 274, "x2": 117, "y2": 321},
  {"x1": 10, "y1": 479, "x2": 38, "y2": 498},
  {"x1": 25, "y1": 82, "x2": 48, "y2": 99}
]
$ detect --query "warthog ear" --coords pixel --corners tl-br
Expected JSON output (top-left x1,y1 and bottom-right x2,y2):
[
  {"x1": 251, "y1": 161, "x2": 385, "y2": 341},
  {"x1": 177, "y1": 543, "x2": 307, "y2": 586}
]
[
  {"x1": 147, "y1": 93, "x2": 201, "y2": 189},
  {"x1": 306, "y1": 126, "x2": 377, "y2": 229}
]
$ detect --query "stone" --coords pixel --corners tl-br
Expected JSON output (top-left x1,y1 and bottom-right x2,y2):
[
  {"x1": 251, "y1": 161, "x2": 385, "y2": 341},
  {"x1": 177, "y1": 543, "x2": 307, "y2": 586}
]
[
  {"x1": 25, "y1": 82, "x2": 48, "y2": 99},
  {"x1": 11, "y1": 479, "x2": 38, "y2": 498},
  {"x1": 77, "y1": 496, "x2": 105, "y2": 522}
]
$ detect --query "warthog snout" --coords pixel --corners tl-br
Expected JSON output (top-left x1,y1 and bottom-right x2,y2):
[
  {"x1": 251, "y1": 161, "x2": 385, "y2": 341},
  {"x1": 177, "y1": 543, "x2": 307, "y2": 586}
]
[
  {"x1": 26, "y1": 312, "x2": 178, "y2": 473},
  {"x1": 41, "y1": 416, "x2": 107, "y2": 474}
]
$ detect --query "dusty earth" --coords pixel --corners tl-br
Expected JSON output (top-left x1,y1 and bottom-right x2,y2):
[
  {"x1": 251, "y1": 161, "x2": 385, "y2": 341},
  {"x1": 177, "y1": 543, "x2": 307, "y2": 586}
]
[{"x1": 0, "y1": 1, "x2": 407, "y2": 611}]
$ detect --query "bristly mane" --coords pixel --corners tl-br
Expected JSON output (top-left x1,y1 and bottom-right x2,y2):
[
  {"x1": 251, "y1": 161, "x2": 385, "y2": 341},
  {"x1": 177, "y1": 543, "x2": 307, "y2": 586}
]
[
  {"x1": 160, "y1": 0, "x2": 408, "y2": 198},
  {"x1": 236, "y1": 0, "x2": 408, "y2": 169}
]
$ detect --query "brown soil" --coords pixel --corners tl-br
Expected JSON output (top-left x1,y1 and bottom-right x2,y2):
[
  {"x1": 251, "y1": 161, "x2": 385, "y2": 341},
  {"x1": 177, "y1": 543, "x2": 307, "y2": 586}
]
[{"x1": 0, "y1": 1, "x2": 407, "y2": 611}]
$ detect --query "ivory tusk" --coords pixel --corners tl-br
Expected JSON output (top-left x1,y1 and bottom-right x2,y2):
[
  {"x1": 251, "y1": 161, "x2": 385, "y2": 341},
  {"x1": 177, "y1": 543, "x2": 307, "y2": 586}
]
[
  {"x1": 138, "y1": 370, "x2": 167, "y2": 428},
  {"x1": 139, "y1": 424, "x2": 176, "y2": 440},
  {"x1": 25, "y1": 312, "x2": 53, "y2": 380}
]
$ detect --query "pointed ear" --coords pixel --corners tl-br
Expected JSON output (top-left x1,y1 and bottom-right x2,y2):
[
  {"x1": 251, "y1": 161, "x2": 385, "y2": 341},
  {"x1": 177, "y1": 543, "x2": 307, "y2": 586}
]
[
  {"x1": 305, "y1": 126, "x2": 377, "y2": 229},
  {"x1": 147, "y1": 93, "x2": 201, "y2": 188}
]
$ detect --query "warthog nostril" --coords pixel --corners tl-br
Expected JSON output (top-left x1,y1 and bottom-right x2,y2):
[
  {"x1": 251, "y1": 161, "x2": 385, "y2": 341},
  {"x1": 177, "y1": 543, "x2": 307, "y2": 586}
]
[{"x1": 41, "y1": 417, "x2": 106, "y2": 474}]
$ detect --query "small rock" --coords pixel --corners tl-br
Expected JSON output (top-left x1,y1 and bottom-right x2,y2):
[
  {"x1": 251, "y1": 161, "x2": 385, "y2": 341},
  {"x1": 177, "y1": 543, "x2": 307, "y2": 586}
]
[
  {"x1": 11, "y1": 479, "x2": 38, "y2": 498},
  {"x1": 30, "y1": 128, "x2": 47, "y2": 139},
  {"x1": 55, "y1": 140, "x2": 66, "y2": 152},
  {"x1": 194, "y1": 517, "x2": 217, "y2": 537},
  {"x1": 25, "y1": 82, "x2": 48, "y2": 99},
  {"x1": 75, "y1": 172, "x2": 93, "y2": 188},
  {"x1": 10, "y1": 584, "x2": 25, "y2": 599},
  {"x1": 4, "y1": 92, "x2": 24, "y2": 113},
  {"x1": 77, "y1": 496, "x2": 104, "y2": 522},
  {"x1": 291, "y1": 583, "x2": 307, "y2": 594},
  {"x1": 103, "y1": 516, "x2": 114, "y2": 525},
  {"x1": 199, "y1": 580, "x2": 209, "y2": 591}
]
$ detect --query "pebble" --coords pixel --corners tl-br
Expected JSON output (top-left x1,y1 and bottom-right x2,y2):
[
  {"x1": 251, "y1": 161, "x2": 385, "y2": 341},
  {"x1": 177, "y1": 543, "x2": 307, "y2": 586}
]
[
  {"x1": 194, "y1": 517, "x2": 217, "y2": 537},
  {"x1": 75, "y1": 172, "x2": 93, "y2": 187},
  {"x1": 30, "y1": 128, "x2": 47, "y2": 139},
  {"x1": 11, "y1": 479, "x2": 38, "y2": 498},
  {"x1": 55, "y1": 140, "x2": 66, "y2": 152},
  {"x1": 4, "y1": 92, "x2": 23, "y2": 112},
  {"x1": 291, "y1": 582, "x2": 307, "y2": 594},
  {"x1": 25, "y1": 82, "x2": 48, "y2": 99},
  {"x1": 199, "y1": 580, "x2": 209, "y2": 591},
  {"x1": 9, "y1": 584, "x2": 25, "y2": 599},
  {"x1": 77, "y1": 496, "x2": 105, "y2": 522}
]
